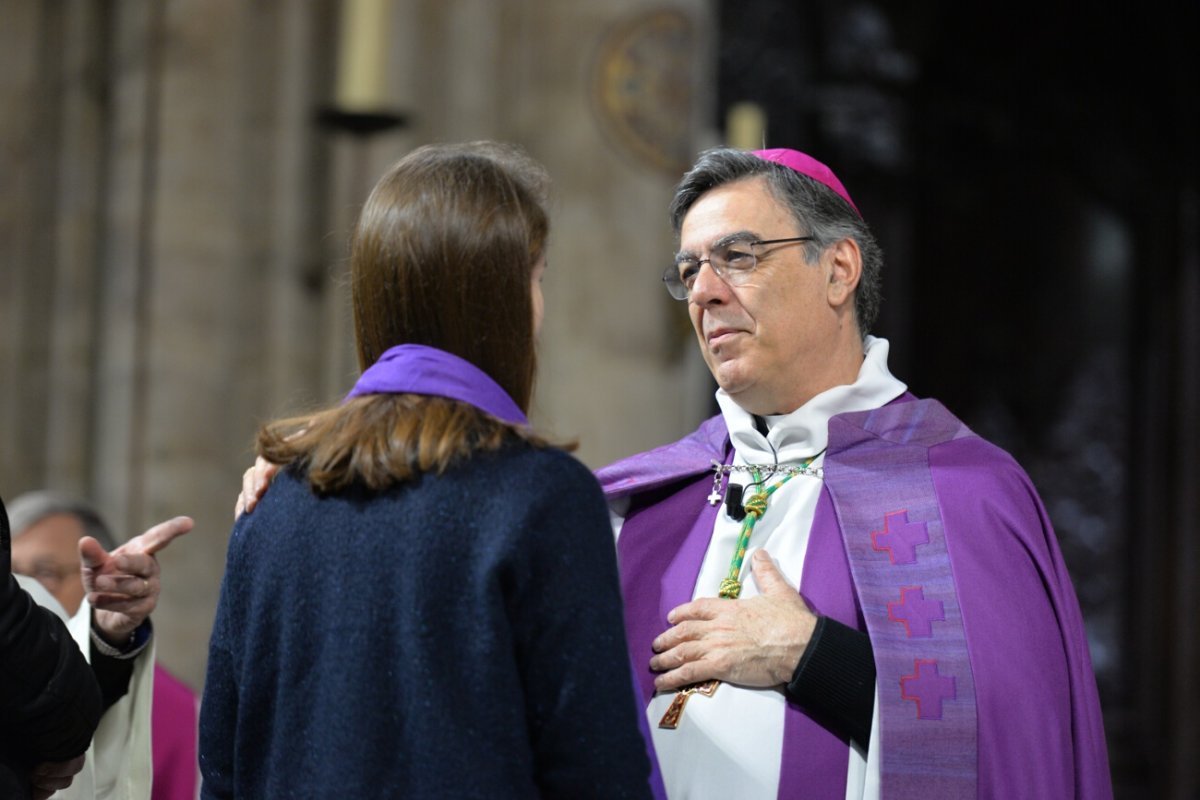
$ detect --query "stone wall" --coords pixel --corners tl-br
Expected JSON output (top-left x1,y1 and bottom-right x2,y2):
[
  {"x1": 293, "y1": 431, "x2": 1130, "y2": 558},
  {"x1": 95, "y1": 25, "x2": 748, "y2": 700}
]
[{"x1": 0, "y1": 0, "x2": 716, "y2": 688}]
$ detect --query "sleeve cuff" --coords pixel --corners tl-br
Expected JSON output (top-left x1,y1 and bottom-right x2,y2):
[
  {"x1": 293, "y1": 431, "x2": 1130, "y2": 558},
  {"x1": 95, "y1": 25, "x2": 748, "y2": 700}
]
[
  {"x1": 785, "y1": 615, "x2": 876, "y2": 749},
  {"x1": 90, "y1": 618, "x2": 153, "y2": 661}
]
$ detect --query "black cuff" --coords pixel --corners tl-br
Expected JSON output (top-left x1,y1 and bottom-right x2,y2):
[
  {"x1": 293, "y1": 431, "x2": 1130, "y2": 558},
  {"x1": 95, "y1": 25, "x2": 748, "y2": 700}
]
[
  {"x1": 89, "y1": 619, "x2": 152, "y2": 711},
  {"x1": 90, "y1": 617, "x2": 153, "y2": 660},
  {"x1": 90, "y1": 647, "x2": 135, "y2": 712},
  {"x1": 785, "y1": 616, "x2": 876, "y2": 750}
]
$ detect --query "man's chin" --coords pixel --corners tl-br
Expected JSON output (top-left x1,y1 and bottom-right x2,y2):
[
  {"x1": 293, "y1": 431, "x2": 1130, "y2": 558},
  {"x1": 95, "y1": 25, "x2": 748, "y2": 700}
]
[
  {"x1": 711, "y1": 369, "x2": 780, "y2": 414},
  {"x1": 711, "y1": 365, "x2": 752, "y2": 399}
]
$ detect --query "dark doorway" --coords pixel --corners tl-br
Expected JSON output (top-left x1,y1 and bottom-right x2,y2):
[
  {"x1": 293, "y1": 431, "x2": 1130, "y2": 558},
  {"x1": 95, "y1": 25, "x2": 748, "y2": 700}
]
[{"x1": 716, "y1": 3, "x2": 1199, "y2": 796}]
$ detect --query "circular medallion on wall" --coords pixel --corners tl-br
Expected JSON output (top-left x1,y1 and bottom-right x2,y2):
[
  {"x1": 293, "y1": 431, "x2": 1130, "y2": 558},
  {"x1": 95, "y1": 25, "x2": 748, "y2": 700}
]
[{"x1": 591, "y1": 9, "x2": 697, "y2": 177}]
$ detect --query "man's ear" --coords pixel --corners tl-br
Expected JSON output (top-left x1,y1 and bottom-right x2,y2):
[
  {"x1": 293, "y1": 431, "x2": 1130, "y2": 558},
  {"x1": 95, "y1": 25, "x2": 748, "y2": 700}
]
[{"x1": 826, "y1": 238, "x2": 862, "y2": 310}]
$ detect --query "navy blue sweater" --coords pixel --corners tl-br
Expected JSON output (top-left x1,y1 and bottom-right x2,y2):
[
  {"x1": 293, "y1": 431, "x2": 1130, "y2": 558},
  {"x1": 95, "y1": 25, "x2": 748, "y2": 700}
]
[{"x1": 200, "y1": 444, "x2": 652, "y2": 799}]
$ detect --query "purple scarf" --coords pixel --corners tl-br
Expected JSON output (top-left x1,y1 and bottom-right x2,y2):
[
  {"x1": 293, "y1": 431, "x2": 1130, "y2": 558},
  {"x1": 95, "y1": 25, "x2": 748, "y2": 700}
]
[{"x1": 345, "y1": 344, "x2": 528, "y2": 426}]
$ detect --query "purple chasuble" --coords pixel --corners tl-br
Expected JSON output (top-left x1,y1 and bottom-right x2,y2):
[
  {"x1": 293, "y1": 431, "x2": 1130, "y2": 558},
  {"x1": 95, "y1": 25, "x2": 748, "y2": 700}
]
[
  {"x1": 346, "y1": 344, "x2": 527, "y2": 425},
  {"x1": 599, "y1": 397, "x2": 1112, "y2": 800}
]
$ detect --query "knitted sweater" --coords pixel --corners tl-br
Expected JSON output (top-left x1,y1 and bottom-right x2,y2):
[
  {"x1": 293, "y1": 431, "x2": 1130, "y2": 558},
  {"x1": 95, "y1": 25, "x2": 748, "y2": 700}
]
[{"x1": 199, "y1": 444, "x2": 651, "y2": 799}]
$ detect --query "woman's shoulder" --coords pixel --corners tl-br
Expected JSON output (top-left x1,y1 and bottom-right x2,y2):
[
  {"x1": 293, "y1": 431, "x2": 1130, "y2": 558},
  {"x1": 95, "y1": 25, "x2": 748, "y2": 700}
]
[
  {"x1": 476, "y1": 442, "x2": 599, "y2": 487},
  {"x1": 451, "y1": 444, "x2": 608, "y2": 525},
  {"x1": 228, "y1": 468, "x2": 333, "y2": 543}
]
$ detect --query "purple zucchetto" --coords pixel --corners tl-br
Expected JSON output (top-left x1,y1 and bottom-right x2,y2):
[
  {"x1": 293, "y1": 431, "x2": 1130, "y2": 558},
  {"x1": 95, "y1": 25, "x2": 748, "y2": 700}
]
[{"x1": 752, "y1": 148, "x2": 861, "y2": 217}]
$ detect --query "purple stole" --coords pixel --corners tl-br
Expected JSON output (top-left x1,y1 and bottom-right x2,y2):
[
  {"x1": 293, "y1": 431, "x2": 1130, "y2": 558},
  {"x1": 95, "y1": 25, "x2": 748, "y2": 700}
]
[
  {"x1": 824, "y1": 401, "x2": 978, "y2": 797},
  {"x1": 605, "y1": 398, "x2": 980, "y2": 799}
]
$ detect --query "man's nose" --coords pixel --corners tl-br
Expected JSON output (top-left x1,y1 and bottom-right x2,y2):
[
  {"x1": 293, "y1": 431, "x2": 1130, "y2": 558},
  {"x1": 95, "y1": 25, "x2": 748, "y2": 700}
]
[{"x1": 688, "y1": 261, "x2": 728, "y2": 305}]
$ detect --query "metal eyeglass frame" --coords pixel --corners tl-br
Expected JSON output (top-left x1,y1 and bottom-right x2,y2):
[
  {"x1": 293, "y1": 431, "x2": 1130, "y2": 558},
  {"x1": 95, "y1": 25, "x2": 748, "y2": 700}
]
[{"x1": 661, "y1": 236, "x2": 815, "y2": 301}]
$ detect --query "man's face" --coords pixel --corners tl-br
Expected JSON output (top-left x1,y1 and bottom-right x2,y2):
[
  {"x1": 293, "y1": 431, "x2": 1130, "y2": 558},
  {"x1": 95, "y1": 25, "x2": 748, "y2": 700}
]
[
  {"x1": 681, "y1": 176, "x2": 843, "y2": 415},
  {"x1": 10, "y1": 513, "x2": 87, "y2": 615}
]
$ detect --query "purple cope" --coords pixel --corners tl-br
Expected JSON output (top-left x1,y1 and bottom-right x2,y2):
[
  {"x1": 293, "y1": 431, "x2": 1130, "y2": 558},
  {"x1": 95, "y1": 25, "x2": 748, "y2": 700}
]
[{"x1": 598, "y1": 396, "x2": 1112, "y2": 800}]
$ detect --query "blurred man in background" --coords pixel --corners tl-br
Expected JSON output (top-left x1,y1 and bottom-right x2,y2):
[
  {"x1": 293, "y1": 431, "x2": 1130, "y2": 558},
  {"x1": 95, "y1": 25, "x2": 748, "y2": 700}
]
[{"x1": 9, "y1": 492, "x2": 199, "y2": 800}]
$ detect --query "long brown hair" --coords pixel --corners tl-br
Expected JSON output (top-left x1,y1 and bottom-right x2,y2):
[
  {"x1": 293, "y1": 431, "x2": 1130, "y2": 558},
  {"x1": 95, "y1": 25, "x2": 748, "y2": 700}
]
[{"x1": 258, "y1": 142, "x2": 554, "y2": 493}]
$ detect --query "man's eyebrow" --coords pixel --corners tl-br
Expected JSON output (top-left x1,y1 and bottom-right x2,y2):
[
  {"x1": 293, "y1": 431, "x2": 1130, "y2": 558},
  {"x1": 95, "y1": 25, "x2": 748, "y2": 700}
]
[
  {"x1": 712, "y1": 230, "x2": 760, "y2": 249},
  {"x1": 11, "y1": 556, "x2": 56, "y2": 572},
  {"x1": 675, "y1": 230, "x2": 759, "y2": 261}
]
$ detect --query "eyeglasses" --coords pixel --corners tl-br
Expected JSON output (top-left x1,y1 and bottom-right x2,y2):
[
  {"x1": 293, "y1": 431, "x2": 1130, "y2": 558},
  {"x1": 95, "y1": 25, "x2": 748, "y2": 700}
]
[
  {"x1": 662, "y1": 236, "x2": 814, "y2": 301},
  {"x1": 13, "y1": 561, "x2": 78, "y2": 591}
]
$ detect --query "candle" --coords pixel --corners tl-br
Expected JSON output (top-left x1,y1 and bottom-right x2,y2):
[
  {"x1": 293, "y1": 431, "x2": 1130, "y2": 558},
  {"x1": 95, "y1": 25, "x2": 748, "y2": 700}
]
[
  {"x1": 335, "y1": 0, "x2": 394, "y2": 112},
  {"x1": 726, "y1": 102, "x2": 767, "y2": 151}
]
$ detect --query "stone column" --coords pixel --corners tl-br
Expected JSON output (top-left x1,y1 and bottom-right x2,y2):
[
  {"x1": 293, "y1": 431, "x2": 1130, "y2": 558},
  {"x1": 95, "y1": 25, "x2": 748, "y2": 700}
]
[{"x1": 1, "y1": 0, "x2": 720, "y2": 689}]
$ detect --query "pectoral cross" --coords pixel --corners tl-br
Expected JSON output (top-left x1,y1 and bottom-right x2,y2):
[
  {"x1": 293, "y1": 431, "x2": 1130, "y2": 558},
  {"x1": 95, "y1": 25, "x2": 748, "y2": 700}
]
[
  {"x1": 658, "y1": 679, "x2": 720, "y2": 729},
  {"x1": 707, "y1": 461, "x2": 724, "y2": 506}
]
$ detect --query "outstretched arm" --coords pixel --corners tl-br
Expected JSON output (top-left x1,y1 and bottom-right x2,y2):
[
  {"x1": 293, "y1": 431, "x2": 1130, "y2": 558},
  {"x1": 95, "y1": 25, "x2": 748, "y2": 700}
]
[
  {"x1": 2, "y1": 496, "x2": 103, "y2": 796},
  {"x1": 80, "y1": 515, "x2": 194, "y2": 647}
]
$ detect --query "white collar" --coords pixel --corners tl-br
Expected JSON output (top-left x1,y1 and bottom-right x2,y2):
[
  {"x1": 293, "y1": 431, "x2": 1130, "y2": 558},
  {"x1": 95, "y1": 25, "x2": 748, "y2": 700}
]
[{"x1": 716, "y1": 336, "x2": 908, "y2": 465}]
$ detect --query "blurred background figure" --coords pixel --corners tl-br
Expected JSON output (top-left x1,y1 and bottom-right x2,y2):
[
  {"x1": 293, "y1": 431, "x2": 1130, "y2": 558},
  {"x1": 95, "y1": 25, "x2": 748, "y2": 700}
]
[{"x1": 9, "y1": 492, "x2": 200, "y2": 800}]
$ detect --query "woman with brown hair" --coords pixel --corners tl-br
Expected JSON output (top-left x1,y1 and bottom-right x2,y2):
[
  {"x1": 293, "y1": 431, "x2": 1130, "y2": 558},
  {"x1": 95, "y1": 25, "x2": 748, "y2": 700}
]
[{"x1": 198, "y1": 143, "x2": 652, "y2": 798}]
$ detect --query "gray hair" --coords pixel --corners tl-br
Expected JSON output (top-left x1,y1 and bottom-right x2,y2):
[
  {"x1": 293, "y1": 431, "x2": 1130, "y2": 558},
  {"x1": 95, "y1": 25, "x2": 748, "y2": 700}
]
[
  {"x1": 668, "y1": 147, "x2": 882, "y2": 335},
  {"x1": 6, "y1": 491, "x2": 119, "y2": 551}
]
